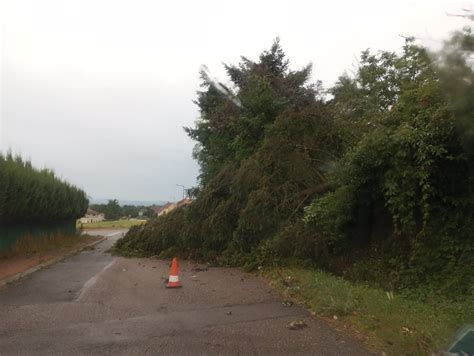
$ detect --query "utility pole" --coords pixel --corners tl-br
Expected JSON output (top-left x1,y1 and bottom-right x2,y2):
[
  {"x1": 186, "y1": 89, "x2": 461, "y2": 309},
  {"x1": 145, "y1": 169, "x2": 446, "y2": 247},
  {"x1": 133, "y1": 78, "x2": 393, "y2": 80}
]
[{"x1": 176, "y1": 184, "x2": 186, "y2": 200}]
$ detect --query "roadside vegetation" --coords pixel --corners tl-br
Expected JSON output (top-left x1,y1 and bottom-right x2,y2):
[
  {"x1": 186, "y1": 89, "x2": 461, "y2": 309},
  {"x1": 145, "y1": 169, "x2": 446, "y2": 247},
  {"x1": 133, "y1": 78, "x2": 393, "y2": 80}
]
[
  {"x1": 1, "y1": 232, "x2": 98, "y2": 259},
  {"x1": 0, "y1": 153, "x2": 89, "y2": 254},
  {"x1": 0, "y1": 153, "x2": 88, "y2": 225},
  {"x1": 116, "y1": 22, "x2": 474, "y2": 354},
  {"x1": 266, "y1": 267, "x2": 473, "y2": 355},
  {"x1": 0, "y1": 232, "x2": 101, "y2": 281}
]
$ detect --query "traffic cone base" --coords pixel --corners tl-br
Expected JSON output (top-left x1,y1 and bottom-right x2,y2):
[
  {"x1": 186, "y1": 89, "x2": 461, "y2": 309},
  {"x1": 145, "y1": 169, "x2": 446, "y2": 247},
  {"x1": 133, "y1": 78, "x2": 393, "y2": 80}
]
[{"x1": 166, "y1": 257, "x2": 182, "y2": 288}]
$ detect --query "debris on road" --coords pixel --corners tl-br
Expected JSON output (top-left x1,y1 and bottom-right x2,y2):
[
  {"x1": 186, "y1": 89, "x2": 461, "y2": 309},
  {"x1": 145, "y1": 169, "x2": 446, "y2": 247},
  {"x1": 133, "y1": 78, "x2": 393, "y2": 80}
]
[
  {"x1": 0, "y1": 242, "x2": 370, "y2": 355},
  {"x1": 191, "y1": 265, "x2": 209, "y2": 272},
  {"x1": 401, "y1": 326, "x2": 414, "y2": 334},
  {"x1": 287, "y1": 320, "x2": 308, "y2": 330}
]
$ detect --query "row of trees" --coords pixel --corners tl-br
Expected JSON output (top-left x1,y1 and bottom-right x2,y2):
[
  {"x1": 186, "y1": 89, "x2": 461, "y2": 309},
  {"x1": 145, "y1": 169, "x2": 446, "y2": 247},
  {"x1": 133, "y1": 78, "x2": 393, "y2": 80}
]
[
  {"x1": 90, "y1": 200, "x2": 155, "y2": 220},
  {"x1": 117, "y1": 26, "x2": 474, "y2": 299},
  {"x1": 0, "y1": 153, "x2": 88, "y2": 225}
]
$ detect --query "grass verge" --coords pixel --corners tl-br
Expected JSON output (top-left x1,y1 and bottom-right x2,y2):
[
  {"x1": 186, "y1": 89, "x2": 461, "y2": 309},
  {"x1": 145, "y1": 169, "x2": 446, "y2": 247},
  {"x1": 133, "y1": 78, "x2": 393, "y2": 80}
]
[
  {"x1": 0, "y1": 233, "x2": 101, "y2": 281},
  {"x1": 77, "y1": 219, "x2": 146, "y2": 229},
  {"x1": 264, "y1": 267, "x2": 473, "y2": 355},
  {"x1": 2, "y1": 233, "x2": 97, "y2": 258}
]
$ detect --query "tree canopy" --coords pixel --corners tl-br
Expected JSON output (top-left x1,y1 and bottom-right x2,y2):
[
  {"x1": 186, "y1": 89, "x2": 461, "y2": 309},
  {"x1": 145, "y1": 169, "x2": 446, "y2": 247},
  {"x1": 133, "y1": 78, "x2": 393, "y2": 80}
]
[{"x1": 90, "y1": 200, "x2": 155, "y2": 219}]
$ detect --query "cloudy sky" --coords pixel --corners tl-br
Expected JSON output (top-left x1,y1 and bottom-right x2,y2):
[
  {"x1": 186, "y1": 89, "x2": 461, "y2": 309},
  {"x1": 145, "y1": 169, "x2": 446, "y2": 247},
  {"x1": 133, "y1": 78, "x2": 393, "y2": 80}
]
[{"x1": 1, "y1": 0, "x2": 471, "y2": 203}]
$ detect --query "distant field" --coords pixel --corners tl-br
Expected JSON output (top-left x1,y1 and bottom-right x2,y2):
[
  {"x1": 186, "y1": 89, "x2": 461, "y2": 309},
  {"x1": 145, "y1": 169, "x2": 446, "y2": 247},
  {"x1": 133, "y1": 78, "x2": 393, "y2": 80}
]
[{"x1": 77, "y1": 219, "x2": 147, "y2": 229}]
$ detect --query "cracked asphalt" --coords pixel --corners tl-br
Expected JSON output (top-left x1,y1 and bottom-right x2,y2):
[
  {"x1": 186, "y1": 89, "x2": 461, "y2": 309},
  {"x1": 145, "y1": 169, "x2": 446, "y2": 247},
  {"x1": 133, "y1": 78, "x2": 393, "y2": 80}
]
[{"x1": 0, "y1": 229, "x2": 370, "y2": 355}]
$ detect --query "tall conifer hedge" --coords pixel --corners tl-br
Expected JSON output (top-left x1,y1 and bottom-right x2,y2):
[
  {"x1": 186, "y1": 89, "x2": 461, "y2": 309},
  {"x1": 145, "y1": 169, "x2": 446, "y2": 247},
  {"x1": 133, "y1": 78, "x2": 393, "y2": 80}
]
[{"x1": 0, "y1": 153, "x2": 88, "y2": 226}]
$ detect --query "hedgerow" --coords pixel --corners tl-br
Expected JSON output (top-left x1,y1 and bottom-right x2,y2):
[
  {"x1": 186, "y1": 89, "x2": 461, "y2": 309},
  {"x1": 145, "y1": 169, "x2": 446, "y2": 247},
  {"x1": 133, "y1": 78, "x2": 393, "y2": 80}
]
[{"x1": 0, "y1": 153, "x2": 88, "y2": 225}]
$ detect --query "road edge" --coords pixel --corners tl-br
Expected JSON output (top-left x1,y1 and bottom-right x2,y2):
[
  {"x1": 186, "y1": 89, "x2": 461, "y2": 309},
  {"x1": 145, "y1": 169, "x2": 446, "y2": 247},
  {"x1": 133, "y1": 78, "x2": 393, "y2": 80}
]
[{"x1": 0, "y1": 236, "x2": 106, "y2": 290}]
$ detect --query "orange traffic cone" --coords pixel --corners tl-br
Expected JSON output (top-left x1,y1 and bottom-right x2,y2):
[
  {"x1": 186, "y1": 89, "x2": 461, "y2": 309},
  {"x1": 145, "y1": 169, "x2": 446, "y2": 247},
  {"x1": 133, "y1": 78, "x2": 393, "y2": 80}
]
[{"x1": 165, "y1": 257, "x2": 182, "y2": 288}]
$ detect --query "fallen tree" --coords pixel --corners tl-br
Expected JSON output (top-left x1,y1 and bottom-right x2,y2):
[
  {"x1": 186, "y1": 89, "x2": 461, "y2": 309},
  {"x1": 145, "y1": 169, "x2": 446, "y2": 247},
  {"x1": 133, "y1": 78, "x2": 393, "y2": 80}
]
[{"x1": 117, "y1": 31, "x2": 474, "y2": 300}]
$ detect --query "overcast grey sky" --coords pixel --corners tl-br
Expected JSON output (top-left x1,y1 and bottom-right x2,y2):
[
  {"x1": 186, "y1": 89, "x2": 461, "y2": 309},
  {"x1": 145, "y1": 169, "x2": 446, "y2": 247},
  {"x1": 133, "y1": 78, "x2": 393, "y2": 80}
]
[{"x1": 1, "y1": 0, "x2": 471, "y2": 202}]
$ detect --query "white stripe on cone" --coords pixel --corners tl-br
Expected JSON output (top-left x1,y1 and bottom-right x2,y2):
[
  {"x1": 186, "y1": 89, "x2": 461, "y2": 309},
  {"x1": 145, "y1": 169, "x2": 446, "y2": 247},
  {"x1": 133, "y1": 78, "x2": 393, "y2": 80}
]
[{"x1": 169, "y1": 275, "x2": 179, "y2": 283}]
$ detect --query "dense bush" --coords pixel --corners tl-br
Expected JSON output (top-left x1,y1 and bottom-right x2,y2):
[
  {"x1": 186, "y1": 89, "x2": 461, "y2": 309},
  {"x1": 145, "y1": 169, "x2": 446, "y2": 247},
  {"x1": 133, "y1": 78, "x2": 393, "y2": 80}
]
[
  {"x1": 117, "y1": 30, "x2": 474, "y2": 299},
  {"x1": 305, "y1": 37, "x2": 474, "y2": 297},
  {"x1": 0, "y1": 153, "x2": 88, "y2": 225}
]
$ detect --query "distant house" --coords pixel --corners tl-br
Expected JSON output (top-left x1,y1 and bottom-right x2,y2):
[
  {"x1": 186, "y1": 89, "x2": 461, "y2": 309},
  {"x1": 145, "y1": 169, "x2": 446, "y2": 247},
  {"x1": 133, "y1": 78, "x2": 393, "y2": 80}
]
[
  {"x1": 157, "y1": 202, "x2": 177, "y2": 217},
  {"x1": 78, "y1": 208, "x2": 105, "y2": 224},
  {"x1": 151, "y1": 205, "x2": 164, "y2": 216},
  {"x1": 155, "y1": 198, "x2": 193, "y2": 217},
  {"x1": 176, "y1": 198, "x2": 193, "y2": 208}
]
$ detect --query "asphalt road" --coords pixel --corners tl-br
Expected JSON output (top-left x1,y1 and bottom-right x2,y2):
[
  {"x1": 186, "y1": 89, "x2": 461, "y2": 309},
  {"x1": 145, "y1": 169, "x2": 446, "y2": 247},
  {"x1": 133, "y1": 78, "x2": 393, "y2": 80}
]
[{"x1": 0, "y1": 229, "x2": 370, "y2": 355}]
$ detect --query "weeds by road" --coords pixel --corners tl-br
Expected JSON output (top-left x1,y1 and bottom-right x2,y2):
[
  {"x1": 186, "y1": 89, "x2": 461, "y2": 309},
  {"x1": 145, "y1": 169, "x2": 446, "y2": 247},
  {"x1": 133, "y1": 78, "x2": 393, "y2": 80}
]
[
  {"x1": 0, "y1": 233, "x2": 101, "y2": 281},
  {"x1": 265, "y1": 267, "x2": 473, "y2": 355},
  {"x1": 77, "y1": 219, "x2": 146, "y2": 229}
]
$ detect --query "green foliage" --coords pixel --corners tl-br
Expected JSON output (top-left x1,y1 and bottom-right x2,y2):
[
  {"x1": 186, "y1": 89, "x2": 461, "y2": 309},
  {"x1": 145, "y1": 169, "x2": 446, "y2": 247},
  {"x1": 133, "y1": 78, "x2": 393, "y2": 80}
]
[
  {"x1": 185, "y1": 38, "x2": 321, "y2": 185},
  {"x1": 103, "y1": 199, "x2": 121, "y2": 220},
  {"x1": 304, "y1": 39, "x2": 474, "y2": 298},
  {"x1": 117, "y1": 40, "x2": 340, "y2": 261},
  {"x1": 117, "y1": 32, "x2": 474, "y2": 301},
  {"x1": 0, "y1": 153, "x2": 88, "y2": 226}
]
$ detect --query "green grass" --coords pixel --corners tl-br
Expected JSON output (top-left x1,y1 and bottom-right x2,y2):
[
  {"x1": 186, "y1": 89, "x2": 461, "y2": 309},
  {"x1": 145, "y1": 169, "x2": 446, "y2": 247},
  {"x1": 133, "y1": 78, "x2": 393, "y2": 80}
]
[
  {"x1": 77, "y1": 219, "x2": 146, "y2": 229},
  {"x1": 264, "y1": 267, "x2": 473, "y2": 355}
]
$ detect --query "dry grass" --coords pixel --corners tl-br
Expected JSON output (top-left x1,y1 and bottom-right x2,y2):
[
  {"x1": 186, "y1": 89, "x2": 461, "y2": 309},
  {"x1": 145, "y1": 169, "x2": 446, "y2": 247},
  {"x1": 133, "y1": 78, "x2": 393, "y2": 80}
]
[
  {"x1": 1, "y1": 233, "x2": 99, "y2": 259},
  {"x1": 0, "y1": 233, "x2": 101, "y2": 281}
]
